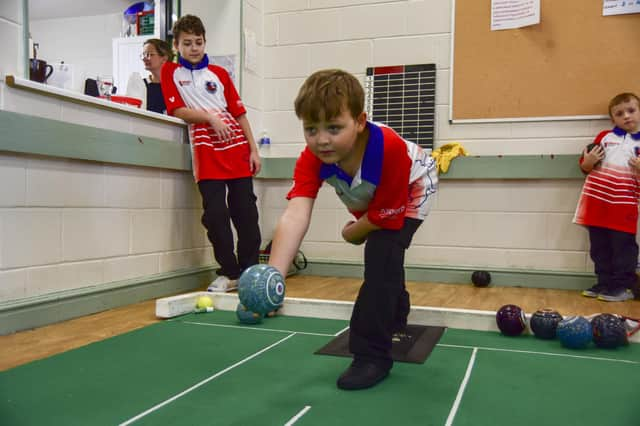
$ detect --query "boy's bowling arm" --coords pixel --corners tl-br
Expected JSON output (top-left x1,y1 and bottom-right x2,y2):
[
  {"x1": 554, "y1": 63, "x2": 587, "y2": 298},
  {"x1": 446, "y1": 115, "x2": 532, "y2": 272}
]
[{"x1": 268, "y1": 197, "x2": 315, "y2": 277}]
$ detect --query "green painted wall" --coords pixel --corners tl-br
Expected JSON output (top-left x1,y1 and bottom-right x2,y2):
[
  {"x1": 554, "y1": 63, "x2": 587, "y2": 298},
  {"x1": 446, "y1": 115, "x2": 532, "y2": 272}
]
[
  {"x1": 0, "y1": 110, "x2": 192, "y2": 170},
  {"x1": 0, "y1": 110, "x2": 585, "y2": 180}
]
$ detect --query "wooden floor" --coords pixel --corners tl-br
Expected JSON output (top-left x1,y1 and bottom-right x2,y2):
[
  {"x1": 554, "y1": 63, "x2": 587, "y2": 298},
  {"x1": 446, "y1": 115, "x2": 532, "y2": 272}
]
[{"x1": 1, "y1": 275, "x2": 639, "y2": 371}]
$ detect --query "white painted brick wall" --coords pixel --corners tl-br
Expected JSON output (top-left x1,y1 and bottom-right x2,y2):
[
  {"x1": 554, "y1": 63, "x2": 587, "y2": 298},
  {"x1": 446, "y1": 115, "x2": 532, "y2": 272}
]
[
  {"x1": 0, "y1": 156, "x2": 26, "y2": 206},
  {"x1": 310, "y1": 41, "x2": 372, "y2": 74},
  {"x1": 103, "y1": 254, "x2": 160, "y2": 284},
  {"x1": 62, "y1": 209, "x2": 130, "y2": 260},
  {"x1": 27, "y1": 159, "x2": 105, "y2": 207},
  {"x1": 0, "y1": 1, "x2": 23, "y2": 79},
  {"x1": 0, "y1": 269, "x2": 26, "y2": 301},
  {"x1": 3, "y1": 209, "x2": 62, "y2": 268},
  {"x1": 0, "y1": 150, "x2": 212, "y2": 303}
]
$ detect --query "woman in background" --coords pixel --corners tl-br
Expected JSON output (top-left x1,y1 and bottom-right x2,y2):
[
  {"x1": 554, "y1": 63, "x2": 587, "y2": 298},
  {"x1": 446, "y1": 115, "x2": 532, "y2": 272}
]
[
  {"x1": 128, "y1": 38, "x2": 172, "y2": 113},
  {"x1": 141, "y1": 38, "x2": 172, "y2": 113}
]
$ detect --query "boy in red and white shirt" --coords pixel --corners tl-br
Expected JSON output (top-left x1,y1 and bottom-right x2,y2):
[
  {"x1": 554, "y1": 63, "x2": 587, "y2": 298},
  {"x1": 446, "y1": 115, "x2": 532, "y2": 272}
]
[
  {"x1": 267, "y1": 69, "x2": 438, "y2": 390},
  {"x1": 574, "y1": 92, "x2": 640, "y2": 302},
  {"x1": 161, "y1": 15, "x2": 261, "y2": 292}
]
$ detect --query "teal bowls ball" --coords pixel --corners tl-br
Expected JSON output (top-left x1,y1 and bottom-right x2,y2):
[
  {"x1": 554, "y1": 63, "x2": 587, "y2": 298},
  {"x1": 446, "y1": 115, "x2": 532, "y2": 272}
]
[{"x1": 238, "y1": 264, "x2": 285, "y2": 316}]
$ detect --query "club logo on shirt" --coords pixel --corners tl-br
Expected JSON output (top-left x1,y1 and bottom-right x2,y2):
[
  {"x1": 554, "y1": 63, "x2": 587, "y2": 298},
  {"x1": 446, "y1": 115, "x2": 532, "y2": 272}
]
[
  {"x1": 178, "y1": 80, "x2": 191, "y2": 86},
  {"x1": 205, "y1": 81, "x2": 218, "y2": 93}
]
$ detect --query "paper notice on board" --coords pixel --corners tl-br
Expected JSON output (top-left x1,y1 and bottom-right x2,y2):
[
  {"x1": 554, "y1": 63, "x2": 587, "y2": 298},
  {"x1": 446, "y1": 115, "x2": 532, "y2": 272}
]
[
  {"x1": 603, "y1": 0, "x2": 640, "y2": 16},
  {"x1": 491, "y1": 0, "x2": 540, "y2": 31}
]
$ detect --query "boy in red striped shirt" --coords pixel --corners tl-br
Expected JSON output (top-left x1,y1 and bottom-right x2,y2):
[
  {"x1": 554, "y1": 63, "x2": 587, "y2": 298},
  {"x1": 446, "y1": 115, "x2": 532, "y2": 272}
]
[
  {"x1": 161, "y1": 15, "x2": 261, "y2": 292},
  {"x1": 574, "y1": 92, "x2": 640, "y2": 302}
]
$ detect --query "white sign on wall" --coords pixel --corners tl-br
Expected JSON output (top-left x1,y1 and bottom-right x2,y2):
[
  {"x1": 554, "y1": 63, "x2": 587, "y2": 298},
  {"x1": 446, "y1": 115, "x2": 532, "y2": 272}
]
[
  {"x1": 491, "y1": 0, "x2": 540, "y2": 31},
  {"x1": 210, "y1": 55, "x2": 237, "y2": 87},
  {"x1": 603, "y1": 0, "x2": 640, "y2": 16},
  {"x1": 243, "y1": 29, "x2": 258, "y2": 73}
]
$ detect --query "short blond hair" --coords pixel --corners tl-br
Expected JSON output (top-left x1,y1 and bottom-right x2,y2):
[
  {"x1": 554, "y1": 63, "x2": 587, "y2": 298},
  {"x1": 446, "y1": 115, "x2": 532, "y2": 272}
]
[
  {"x1": 294, "y1": 69, "x2": 364, "y2": 122},
  {"x1": 608, "y1": 92, "x2": 640, "y2": 117}
]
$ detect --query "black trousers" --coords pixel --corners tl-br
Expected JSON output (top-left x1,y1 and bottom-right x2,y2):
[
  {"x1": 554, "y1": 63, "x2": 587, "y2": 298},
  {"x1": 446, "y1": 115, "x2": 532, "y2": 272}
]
[
  {"x1": 198, "y1": 177, "x2": 261, "y2": 280},
  {"x1": 588, "y1": 226, "x2": 638, "y2": 291},
  {"x1": 348, "y1": 218, "x2": 422, "y2": 370}
]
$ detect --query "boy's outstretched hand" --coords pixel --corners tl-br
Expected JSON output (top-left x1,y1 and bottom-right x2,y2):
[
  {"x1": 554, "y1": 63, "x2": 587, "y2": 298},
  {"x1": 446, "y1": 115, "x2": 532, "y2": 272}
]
[{"x1": 581, "y1": 144, "x2": 604, "y2": 173}]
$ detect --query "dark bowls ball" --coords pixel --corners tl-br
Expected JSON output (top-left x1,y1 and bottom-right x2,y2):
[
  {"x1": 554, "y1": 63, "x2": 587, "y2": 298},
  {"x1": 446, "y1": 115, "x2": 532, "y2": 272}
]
[
  {"x1": 471, "y1": 271, "x2": 491, "y2": 287},
  {"x1": 530, "y1": 308, "x2": 563, "y2": 339},
  {"x1": 585, "y1": 143, "x2": 603, "y2": 166},
  {"x1": 591, "y1": 313, "x2": 628, "y2": 349},
  {"x1": 496, "y1": 304, "x2": 526, "y2": 336}
]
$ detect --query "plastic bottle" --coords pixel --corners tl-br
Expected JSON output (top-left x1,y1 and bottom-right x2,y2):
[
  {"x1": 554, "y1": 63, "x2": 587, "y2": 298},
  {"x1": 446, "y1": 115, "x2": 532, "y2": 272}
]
[
  {"x1": 125, "y1": 72, "x2": 146, "y2": 109},
  {"x1": 259, "y1": 130, "x2": 271, "y2": 155}
]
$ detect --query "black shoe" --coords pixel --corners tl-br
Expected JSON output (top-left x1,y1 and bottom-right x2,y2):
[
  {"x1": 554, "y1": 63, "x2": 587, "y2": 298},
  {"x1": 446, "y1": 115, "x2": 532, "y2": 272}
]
[{"x1": 336, "y1": 361, "x2": 390, "y2": 390}]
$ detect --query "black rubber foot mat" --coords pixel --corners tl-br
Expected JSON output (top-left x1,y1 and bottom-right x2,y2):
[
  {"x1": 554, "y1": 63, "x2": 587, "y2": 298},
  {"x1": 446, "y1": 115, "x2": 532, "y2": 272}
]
[{"x1": 315, "y1": 324, "x2": 446, "y2": 364}]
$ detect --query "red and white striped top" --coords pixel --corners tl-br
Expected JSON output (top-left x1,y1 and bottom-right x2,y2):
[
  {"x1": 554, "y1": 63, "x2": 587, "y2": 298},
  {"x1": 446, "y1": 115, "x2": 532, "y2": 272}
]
[
  {"x1": 161, "y1": 56, "x2": 252, "y2": 181},
  {"x1": 573, "y1": 127, "x2": 640, "y2": 234}
]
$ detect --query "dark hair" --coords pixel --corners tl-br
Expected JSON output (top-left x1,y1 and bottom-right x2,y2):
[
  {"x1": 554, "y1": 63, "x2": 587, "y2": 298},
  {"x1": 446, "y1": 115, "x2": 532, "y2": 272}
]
[
  {"x1": 608, "y1": 92, "x2": 640, "y2": 117},
  {"x1": 294, "y1": 69, "x2": 364, "y2": 122},
  {"x1": 143, "y1": 38, "x2": 173, "y2": 61},
  {"x1": 172, "y1": 14, "x2": 206, "y2": 42}
]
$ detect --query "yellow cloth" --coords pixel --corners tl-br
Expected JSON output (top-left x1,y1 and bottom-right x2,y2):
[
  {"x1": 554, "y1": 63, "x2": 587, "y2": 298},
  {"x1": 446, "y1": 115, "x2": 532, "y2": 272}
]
[{"x1": 431, "y1": 143, "x2": 468, "y2": 173}]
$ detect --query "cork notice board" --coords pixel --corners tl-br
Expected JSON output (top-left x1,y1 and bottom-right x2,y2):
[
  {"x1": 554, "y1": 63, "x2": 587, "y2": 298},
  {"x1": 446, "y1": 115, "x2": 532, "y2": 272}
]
[{"x1": 452, "y1": 0, "x2": 640, "y2": 121}]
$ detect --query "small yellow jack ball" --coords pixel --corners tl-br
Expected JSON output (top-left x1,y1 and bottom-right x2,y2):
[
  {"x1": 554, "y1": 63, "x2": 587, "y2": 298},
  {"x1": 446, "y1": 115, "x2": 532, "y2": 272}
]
[{"x1": 196, "y1": 295, "x2": 214, "y2": 310}]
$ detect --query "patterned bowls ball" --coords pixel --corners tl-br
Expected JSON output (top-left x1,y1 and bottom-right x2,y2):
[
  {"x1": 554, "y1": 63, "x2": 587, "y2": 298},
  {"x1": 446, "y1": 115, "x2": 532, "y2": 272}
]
[
  {"x1": 496, "y1": 304, "x2": 527, "y2": 336},
  {"x1": 530, "y1": 308, "x2": 563, "y2": 340},
  {"x1": 556, "y1": 316, "x2": 592, "y2": 349},
  {"x1": 238, "y1": 264, "x2": 285, "y2": 316},
  {"x1": 591, "y1": 313, "x2": 628, "y2": 349}
]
